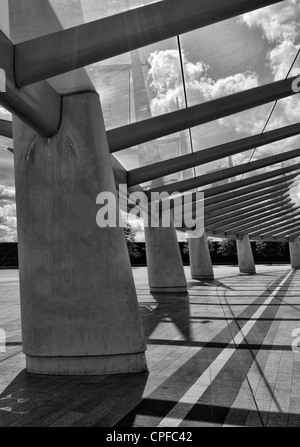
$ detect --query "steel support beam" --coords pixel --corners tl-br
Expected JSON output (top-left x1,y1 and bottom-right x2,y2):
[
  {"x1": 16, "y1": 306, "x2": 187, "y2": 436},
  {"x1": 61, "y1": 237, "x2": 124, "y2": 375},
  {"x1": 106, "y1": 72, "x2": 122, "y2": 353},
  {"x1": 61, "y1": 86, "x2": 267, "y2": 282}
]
[
  {"x1": 181, "y1": 188, "x2": 290, "y2": 226},
  {"x1": 15, "y1": 0, "x2": 284, "y2": 87},
  {"x1": 0, "y1": 119, "x2": 12, "y2": 139},
  {"x1": 249, "y1": 214, "x2": 299, "y2": 238},
  {"x1": 205, "y1": 186, "x2": 292, "y2": 217},
  {"x1": 250, "y1": 216, "x2": 300, "y2": 237},
  {"x1": 205, "y1": 230, "x2": 292, "y2": 242},
  {"x1": 204, "y1": 174, "x2": 297, "y2": 206},
  {"x1": 261, "y1": 222, "x2": 300, "y2": 238},
  {"x1": 0, "y1": 31, "x2": 61, "y2": 137},
  {"x1": 207, "y1": 199, "x2": 292, "y2": 232},
  {"x1": 108, "y1": 76, "x2": 298, "y2": 153},
  {"x1": 204, "y1": 165, "x2": 300, "y2": 200},
  {"x1": 205, "y1": 194, "x2": 289, "y2": 227},
  {"x1": 286, "y1": 229, "x2": 300, "y2": 239},
  {"x1": 149, "y1": 147, "x2": 300, "y2": 195},
  {"x1": 259, "y1": 220, "x2": 300, "y2": 237},
  {"x1": 128, "y1": 123, "x2": 300, "y2": 186},
  {"x1": 162, "y1": 173, "x2": 296, "y2": 214},
  {"x1": 221, "y1": 206, "x2": 296, "y2": 235},
  {"x1": 253, "y1": 236, "x2": 291, "y2": 242},
  {"x1": 222, "y1": 206, "x2": 297, "y2": 235},
  {"x1": 216, "y1": 234, "x2": 291, "y2": 243}
]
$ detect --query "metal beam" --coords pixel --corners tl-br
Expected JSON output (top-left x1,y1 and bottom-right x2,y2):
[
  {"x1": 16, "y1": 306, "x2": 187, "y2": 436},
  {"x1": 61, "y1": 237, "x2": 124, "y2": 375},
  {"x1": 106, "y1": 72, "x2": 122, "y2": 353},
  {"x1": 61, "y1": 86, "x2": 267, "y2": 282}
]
[
  {"x1": 248, "y1": 214, "x2": 299, "y2": 237},
  {"x1": 108, "y1": 76, "x2": 298, "y2": 153},
  {"x1": 219, "y1": 210, "x2": 296, "y2": 237},
  {"x1": 0, "y1": 119, "x2": 12, "y2": 139},
  {"x1": 250, "y1": 216, "x2": 300, "y2": 237},
  {"x1": 206, "y1": 199, "x2": 291, "y2": 232},
  {"x1": 149, "y1": 147, "x2": 300, "y2": 195},
  {"x1": 259, "y1": 221, "x2": 300, "y2": 238},
  {"x1": 0, "y1": 31, "x2": 61, "y2": 137},
  {"x1": 128, "y1": 122, "x2": 300, "y2": 186},
  {"x1": 252, "y1": 236, "x2": 291, "y2": 242},
  {"x1": 205, "y1": 185, "x2": 292, "y2": 217},
  {"x1": 285, "y1": 229, "x2": 300, "y2": 239},
  {"x1": 163, "y1": 173, "x2": 297, "y2": 213},
  {"x1": 205, "y1": 194, "x2": 289, "y2": 227},
  {"x1": 204, "y1": 165, "x2": 300, "y2": 200},
  {"x1": 215, "y1": 234, "x2": 291, "y2": 243},
  {"x1": 175, "y1": 194, "x2": 287, "y2": 230},
  {"x1": 15, "y1": 0, "x2": 284, "y2": 87},
  {"x1": 204, "y1": 173, "x2": 298, "y2": 206},
  {"x1": 221, "y1": 204, "x2": 298, "y2": 234},
  {"x1": 140, "y1": 176, "x2": 294, "y2": 219},
  {"x1": 205, "y1": 229, "x2": 290, "y2": 242},
  {"x1": 220, "y1": 205, "x2": 296, "y2": 234}
]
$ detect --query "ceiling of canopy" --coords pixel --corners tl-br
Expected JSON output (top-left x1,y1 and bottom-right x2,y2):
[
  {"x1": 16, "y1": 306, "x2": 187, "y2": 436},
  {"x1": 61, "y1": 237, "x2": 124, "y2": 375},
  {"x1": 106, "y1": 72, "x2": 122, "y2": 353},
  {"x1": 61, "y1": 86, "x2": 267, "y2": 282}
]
[{"x1": 0, "y1": 0, "x2": 300, "y2": 189}]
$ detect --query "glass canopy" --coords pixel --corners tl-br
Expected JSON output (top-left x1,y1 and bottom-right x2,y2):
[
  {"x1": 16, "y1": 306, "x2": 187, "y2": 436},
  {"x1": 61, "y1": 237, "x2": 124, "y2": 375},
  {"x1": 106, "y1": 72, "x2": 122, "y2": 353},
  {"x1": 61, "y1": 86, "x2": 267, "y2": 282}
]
[{"x1": 0, "y1": 0, "x2": 299, "y2": 241}]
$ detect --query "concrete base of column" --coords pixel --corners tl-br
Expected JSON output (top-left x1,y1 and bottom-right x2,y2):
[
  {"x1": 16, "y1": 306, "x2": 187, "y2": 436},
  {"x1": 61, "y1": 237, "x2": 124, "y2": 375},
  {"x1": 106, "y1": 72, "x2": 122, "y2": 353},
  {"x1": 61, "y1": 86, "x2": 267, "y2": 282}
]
[
  {"x1": 26, "y1": 353, "x2": 147, "y2": 376},
  {"x1": 237, "y1": 235, "x2": 256, "y2": 275},
  {"x1": 145, "y1": 222, "x2": 187, "y2": 293},
  {"x1": 13, "y1": 92, "x2": 147, "y2": 375},
  {"x1": 188, "y1": 232, "x2": 214, "y2": 281},
  {"x1": 289, "y1": 238, "x2": 300, "y2": 269}
]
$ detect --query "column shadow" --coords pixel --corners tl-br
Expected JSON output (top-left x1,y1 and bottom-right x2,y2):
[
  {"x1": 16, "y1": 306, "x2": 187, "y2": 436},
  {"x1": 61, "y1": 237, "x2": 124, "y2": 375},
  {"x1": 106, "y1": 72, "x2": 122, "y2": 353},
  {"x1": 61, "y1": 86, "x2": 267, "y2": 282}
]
[{"x1": 140, "y1": 292, "x2": 191, "y2": 341}]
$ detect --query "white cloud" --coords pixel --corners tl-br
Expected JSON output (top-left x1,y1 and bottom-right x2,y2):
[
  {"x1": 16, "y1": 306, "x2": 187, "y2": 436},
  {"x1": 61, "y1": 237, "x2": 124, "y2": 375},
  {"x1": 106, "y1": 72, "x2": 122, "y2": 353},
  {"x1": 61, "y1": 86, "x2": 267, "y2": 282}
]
[
  {"x1": 241, "y1": 1, "x2": 300, "y2": 81},
  {"x1": 0, "y1": 185, "x2": 15, "y2": 201},
  {"x1": 0, "y1": 202, "x2": 17, "y2": 242},
  {"x1": 241, "y1": 1, "x2": 300, "y2": 43},
  {"x1": 218, "y1": 105, "x2": 268, "y2": 136},
  {"x1": 199, "y1": 72, "x2": 258, "y2": 100},
  {"x1": 268, "y1": 40, "x2": 300, "y2": 81},
  {"x1": 0, "y1": 106, "x2": 11, "y2": 120},
  {"x1": 145, "y1": 10, "x2": 300, "y2": 177},
  {"x1": 147, "y1": 49, "x2": 258, "y2": 116}
]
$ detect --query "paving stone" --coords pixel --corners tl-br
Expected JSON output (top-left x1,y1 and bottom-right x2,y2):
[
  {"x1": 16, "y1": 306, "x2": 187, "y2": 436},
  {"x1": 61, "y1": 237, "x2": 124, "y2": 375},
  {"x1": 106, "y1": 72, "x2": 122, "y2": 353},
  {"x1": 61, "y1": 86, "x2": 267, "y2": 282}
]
[{"x1": 1, "y1": 266, "x2": 300, "y2": 427}]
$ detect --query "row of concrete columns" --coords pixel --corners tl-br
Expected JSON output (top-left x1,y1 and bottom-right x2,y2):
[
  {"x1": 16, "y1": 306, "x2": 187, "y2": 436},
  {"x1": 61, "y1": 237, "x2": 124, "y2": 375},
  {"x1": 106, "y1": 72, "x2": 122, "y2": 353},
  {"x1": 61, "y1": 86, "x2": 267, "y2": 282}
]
[
  {"x1": 188, "y1": 233, "x2": 256, "y2": 280},
  {"x1": 188, "y1": 234, "x2": 300, "y2": 279},
  {"x1": 13, "y1": 92, "x2": 300, "y2": 376}
]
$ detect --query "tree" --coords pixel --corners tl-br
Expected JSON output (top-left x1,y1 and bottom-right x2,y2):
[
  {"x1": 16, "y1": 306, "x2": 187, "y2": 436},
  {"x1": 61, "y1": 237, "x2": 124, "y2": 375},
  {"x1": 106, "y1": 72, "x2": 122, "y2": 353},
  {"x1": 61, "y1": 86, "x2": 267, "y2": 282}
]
[
  {"x1": 123, "y1": 220, "x2": 141, "y2": 259},
  {"x1": 255, "y1": 241, "x2": 286, "y2": 265},
  {"x1": 183, "y1": 242, "x2": 189, "y2": 254},
  {"x1": 182, "y1": 238, "x2": 215, "y2": 255},
  {"x1": 217, "y1": 239, "x2": 237, "y2": 266},
  {"x1": 207, "y1": 238, "x2": 215, "y2": 255}
]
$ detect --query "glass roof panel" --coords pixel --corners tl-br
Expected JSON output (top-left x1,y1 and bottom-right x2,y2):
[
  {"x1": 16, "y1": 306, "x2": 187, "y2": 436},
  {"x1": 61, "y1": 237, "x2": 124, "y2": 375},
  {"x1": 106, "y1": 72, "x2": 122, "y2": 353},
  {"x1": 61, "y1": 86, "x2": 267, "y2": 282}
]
[{"x1": 1, "y1": 0, "x2": 300, "y2": 185}]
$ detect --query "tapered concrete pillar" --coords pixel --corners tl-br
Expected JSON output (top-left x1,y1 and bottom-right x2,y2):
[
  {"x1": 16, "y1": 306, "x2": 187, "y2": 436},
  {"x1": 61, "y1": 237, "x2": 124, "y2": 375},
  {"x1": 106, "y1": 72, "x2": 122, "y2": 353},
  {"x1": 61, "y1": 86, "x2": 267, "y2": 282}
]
[
  {"x1": 237, "y1": 235, "x2": 256, "y2": 275},
  {"x1": 13, "y1": 92, "x2": 147, "y2": 375},
  {"x1": 188, "y1": 232, "x2": 214, "y2": 280},
  {"x1": 289, "y1": 238, "x2": 300, "y2": 269},
  {"x1": 144, "y1": 219, "x2": 187, "y2": 293}
]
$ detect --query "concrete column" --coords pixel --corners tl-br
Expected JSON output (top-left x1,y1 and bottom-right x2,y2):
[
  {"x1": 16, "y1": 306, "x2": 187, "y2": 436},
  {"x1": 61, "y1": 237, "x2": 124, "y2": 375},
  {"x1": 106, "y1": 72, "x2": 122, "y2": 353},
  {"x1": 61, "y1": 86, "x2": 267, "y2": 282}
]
[
  {"x1": 237, "y1": 235, "x2": 256, "y2": 275},
  {"x1": 13, "y1": 92, "x2": 147, "y2": 375},
  {"x1": 188, "y1": 232, "x2": 214, "y2": 280},
  {"x1": 144, "y1": 219, "x2": 187, "y2": 293},
  {"x1": 289, "y1": 238, "x2": 300, "y2": 269}
]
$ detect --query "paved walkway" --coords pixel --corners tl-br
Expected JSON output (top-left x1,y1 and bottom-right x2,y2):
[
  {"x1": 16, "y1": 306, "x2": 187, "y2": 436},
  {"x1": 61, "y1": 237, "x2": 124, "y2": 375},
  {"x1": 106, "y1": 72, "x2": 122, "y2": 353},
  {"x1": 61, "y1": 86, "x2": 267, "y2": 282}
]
[{"x1": 0, "y1": 265, "x2": 300, "y2": 427}]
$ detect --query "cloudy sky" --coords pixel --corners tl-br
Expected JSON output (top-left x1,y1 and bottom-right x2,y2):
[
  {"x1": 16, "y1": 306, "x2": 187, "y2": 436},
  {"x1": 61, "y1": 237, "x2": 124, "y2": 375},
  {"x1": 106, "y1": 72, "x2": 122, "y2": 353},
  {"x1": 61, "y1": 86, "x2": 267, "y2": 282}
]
[{"x1": 0, "y1": 0, "x2": 300, "y2": 241}]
